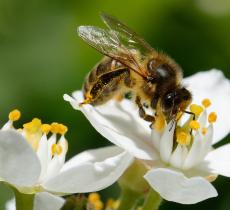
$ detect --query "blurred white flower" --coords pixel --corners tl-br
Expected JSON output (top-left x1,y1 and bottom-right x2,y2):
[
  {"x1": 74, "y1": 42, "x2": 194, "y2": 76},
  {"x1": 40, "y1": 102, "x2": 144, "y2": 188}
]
[
  {"x1": 5, "y1": 193, "x2": 65, "y2": 210},
  {"x1": 0, "y1": 111, "x2": 133, "y2": 199},
  {"x1": 65, "y1": 69, "x2": 230, "y2": 204}
]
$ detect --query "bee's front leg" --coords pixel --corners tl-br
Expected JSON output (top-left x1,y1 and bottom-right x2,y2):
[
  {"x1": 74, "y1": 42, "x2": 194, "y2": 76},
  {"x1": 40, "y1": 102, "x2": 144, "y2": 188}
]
[{"x1": 135, "y1": 96, "x2": 155, "y2": 123}]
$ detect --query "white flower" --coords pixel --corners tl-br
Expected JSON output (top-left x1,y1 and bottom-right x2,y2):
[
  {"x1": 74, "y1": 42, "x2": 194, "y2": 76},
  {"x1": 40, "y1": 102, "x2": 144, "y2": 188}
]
[
  {"x1": 0, "y1": 111, "x2": 133, "y2": 202},
  {"x1": 65, "y1": 69, "x2": 230, "y2": 204},
  {"x1": 5, "y1": 193, "x2": 65, "y2": 210}
]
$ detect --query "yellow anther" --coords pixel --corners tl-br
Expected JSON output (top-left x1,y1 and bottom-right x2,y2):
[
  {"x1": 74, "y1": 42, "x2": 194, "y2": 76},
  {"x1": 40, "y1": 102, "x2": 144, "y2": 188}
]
[
  {"x1": 106, "y1": 199, "x2": 120, "y2": 209},
  {"x1": 23, "y1": 118, "x2": 42, "y2": 133},
  {"x1": 208, "y1": 112, "x2": 217, "y2": 123},
  {"x1": 176, "y1": 131, "x2": 191, "y2": 145},
  {"x1": 41, "y1": 124, "x2": 51, "y2": 134},
  {"x1": 106, "y1": 199, "x2": 115, "y2": 209},
  {"x1": 50, "y1": 123, "x2": 68, "y2": 135},
  {"x1": 88, "y1": 193, "x2": 104, "y2": 210},
  {"x1": 51, "y1": 144, "x2": 63, "y2": 156},
  {"x1": 58, "y1": 124, "x2": 68, "y2": 135},
  {"x1": 202, "y1": 98, "x2": 211, "y2": 108},
  {"x1": 190, "y1": 104, "x2": 204, "y2": 117},
  {"x1": 9, "y1": 109, "x2": 21, "y2": 121},
  {"x1": 202, "y1": 127, "x2": 207, "y2": 135},
  {"x1": 88, "y1": 193, "x2": 100, "y2": 203},
  {"x1": 189, "y1": 120, "x2": 200, "y2": 130},
  {"x1": 50, "y1": 122, "x2": 60, "y2": 134},
  {"x1": 93, "y1": 200, "x2": 104, "y2": 210},
  {"x1": 137, "y1": 207, "x2": 143, "y2": 210}
]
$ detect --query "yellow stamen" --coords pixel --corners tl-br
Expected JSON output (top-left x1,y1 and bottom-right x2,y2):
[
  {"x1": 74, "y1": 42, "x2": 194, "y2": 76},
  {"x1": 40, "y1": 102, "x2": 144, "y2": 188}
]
[
  {"x1": 88, "y1": 193, "x2": 100, "y2": 203},
  {"x1": 51, "y1": 144, "x2": 63, "y2": 155},
  {"x1": 113, "y1": 200, "x2": 120, "y2": 209},
  {"x1": 58, "y1": 124, "x2": 68, "y2": 135},
  {"x1": 50, "y1": 122, "x2": 60, "y2": 134},
  {"x1": 208, "y1": 112, "x2": 217, "y2": 123},
  {"x1": 202, "y1": 127, "x2": 207, "y2": 135},
  {"x1": 106, "y1": 199, "x2": 114, "y2": 209},
  {"x1": 202, "y1": 98, "x2": 211, "y2": 108},
  {"x1": 190, "y1": 104, "x2": 204, "y2": 117},
  {"x1": 106, "y1": 199, "x2": 114, "y2": 208},
  {"x1": 23, "y1": 118, "x2": 42, "y2": 133},
  {"x1": 106, "y1": 199, "x2": 120, "y2": 209},
  {"x1": 189, "y1": 120, "x2": 200, "y2": 130},
  {"x1": 88, "y1": 193, "x2": 104, "y2": 210},
  {"x1": 50, "y1": 123, "x2": 68, "y2": 135},
  {"x1": 176, "y1": 131, "x2": 191, "y2": 145},
  {"x1": 9, "y1": 109, "x2": 21, "y2": 121},
  {"x1": 93, "y1": 200, "x2": 104, "y2": 210},
  {"x1": 137, "y1": 207, "x2": 143, "y2": 210},
  {"x1": 41, "y1": 124, "x2": 51, "y2": 134}
]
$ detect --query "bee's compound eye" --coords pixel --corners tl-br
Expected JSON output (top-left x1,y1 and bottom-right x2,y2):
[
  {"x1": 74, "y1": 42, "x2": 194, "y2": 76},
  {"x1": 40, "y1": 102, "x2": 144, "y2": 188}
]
[{"x1": 163, "y1": 93, "x2": 174, "y2": 110}]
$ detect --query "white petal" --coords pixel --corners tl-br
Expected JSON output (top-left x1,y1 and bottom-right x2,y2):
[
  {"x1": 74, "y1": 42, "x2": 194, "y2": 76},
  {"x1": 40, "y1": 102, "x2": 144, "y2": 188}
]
[
  {"x1": 204, "y1": 143, "x2": 230, "y2": 177},
  {"x1": 144, "y1": 168, "x2": 217, "y2": 204},
  {"x1": 2, "y1": 121, "x2": 13, "y2": 131},
  {"x1": 34, "y1": 192, "x2": 65, "y2": 210},
  {"x1": 169, "y1": 145, "x2": 183, "y2": 169},
  {"x1": 64, "y1": 92, "x2": 157, "y2": 160},
  {"x1": 200, "y1": 124, "x2": 214, "y2": 159},
  {"x1": 61, "y1": 146, "x2": 125, "y2": 171},
  {"x1": 37, "y1": 135, "x2": 48, "y2": 182},
  {"x1": 199, "y1": 110, "x2": 207, "y2": 128},
  {"x1": 43, "y1": 146, "x2": 133, "y2": 194},
  {"x1": 183, "y1": 133, "x2": 203, "y2": 170},
  {"x1": 47, "y1": 134, "x2": 56, "y2": 165},
  {"x1": 5, "y1": 198, "x2": 15, "y2": 210},
  {"x1": 159, "y1": 121, "x2": 175, "y2": 163},
  {"x1": 57, "y1": 136, "x2": 68, "y2": 165},
  {"x1": 184, "y1": 69, "x2": 230, "y2": 144},
  {"x1": 151, "y1": 130, "x2": 161, "y2": 151},
  {"x1": 45, "y1": 156, "x2": 63, "y2": 182},
  {"x1": 0, "y1": 130, "x2": 41, "y2": 186}
]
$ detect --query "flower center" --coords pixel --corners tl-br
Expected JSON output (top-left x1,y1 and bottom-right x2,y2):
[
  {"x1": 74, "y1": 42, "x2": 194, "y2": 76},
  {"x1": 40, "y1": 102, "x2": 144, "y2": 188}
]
[
  {"x1": 152, "y1": 98, "x2": 218, "y2": 171},
  {"x1": 4, "y1": 109, "x2": 68, "y2": 155},
  {"x1": 176, "y1": 131, "x2": 191, "y2": 146},
  {"x1": 176, "y1": 99, "x2": 217, "y2": 147}
]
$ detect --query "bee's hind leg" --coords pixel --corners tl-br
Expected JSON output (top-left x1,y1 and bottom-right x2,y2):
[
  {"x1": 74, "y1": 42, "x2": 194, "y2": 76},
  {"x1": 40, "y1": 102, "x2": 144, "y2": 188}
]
[
  {"x1": 79, "y1": 95, "x2": 93, "y2": 106},
  {"x1": 135, "y1": 96, "x2": 155, "y2": 123}
]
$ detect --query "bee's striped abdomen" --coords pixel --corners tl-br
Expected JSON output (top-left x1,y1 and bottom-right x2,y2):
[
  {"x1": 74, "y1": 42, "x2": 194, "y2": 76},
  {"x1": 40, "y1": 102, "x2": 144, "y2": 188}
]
[{"x1": 82, "y1": 56, "x2": 129, "y2": 105}]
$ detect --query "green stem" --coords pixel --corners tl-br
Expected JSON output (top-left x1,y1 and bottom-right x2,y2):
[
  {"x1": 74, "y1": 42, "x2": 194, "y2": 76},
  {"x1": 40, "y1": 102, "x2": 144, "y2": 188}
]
[
  {"x1": 142, "y1": 189, "x2": 162, "y2": 210},
  {"x1": 117, "y1": 187, "x2": 141, "y2": 210},
  {"x1": 13, "y1": 188, "x2": 34, "y2": 210}
]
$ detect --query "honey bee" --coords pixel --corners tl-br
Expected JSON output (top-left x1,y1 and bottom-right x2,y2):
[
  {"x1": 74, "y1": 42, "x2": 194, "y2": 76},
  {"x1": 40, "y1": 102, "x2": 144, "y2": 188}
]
[{"x1": 78, "y1": 13, "x2": 192, "y2": 125}]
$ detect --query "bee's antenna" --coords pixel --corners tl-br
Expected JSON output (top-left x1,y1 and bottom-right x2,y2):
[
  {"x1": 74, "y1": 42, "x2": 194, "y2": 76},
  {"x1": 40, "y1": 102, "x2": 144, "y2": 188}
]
[
  {"x1": 183, "y1": 110, "x2": 195, "y2": 120},
  {"x1": 183, "y1": 110, "x2": 196, "y2": 135}
]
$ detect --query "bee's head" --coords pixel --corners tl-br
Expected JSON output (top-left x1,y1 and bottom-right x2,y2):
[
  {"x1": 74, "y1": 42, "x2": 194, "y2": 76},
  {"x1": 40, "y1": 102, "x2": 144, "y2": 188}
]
[{"x1": 161, "y1": 87, "x2": 192, "y2": 120}]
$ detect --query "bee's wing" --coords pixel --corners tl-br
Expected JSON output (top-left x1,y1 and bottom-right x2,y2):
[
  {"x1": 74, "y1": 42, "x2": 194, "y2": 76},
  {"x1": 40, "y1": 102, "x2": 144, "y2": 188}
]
[
  {"x1": 78, "y1": 15, "x2": 157, "y2": 78},
  {"x1": 100, "y1": 12, "x2": 154, "y2": 55}
]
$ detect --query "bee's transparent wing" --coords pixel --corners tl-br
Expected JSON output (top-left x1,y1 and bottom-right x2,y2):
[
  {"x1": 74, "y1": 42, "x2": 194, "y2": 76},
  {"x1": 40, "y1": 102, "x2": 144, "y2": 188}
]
[
  {"x1": 78, "y1": 26, "x2": 128, "y2": 61},
  {"x1": 78, "y1": 15, "x2": 157, "y2": 77},
  {"x1": 100, "y1": 12, "x2": 154, "y2": 56}
]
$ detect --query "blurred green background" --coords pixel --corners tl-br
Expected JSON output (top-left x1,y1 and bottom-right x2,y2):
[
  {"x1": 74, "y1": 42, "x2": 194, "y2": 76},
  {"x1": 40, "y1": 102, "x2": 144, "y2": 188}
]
[{"x1": 0, "y1": 0, "x2": 230, "y2": 209}]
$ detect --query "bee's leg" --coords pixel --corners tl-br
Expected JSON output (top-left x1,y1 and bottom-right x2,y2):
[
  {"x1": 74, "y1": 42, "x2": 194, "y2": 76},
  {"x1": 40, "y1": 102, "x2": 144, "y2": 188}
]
[
  {"x1": 135, "y1": 96, "x2": 155, "y2": 122},
  {"x1": 79, "y1": 95, "x2": 93, "y2": 106}
]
